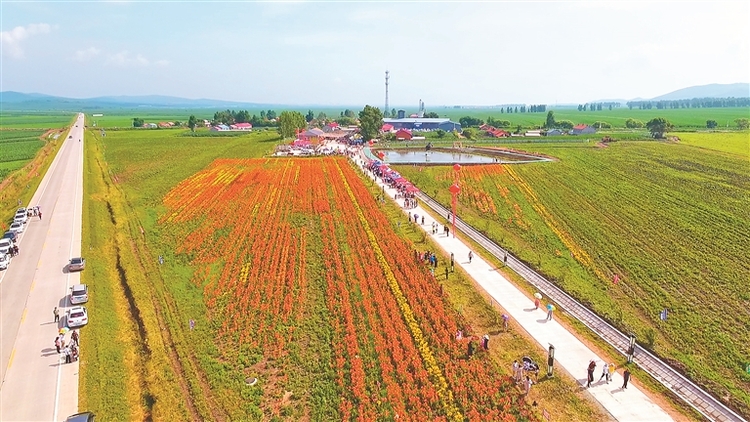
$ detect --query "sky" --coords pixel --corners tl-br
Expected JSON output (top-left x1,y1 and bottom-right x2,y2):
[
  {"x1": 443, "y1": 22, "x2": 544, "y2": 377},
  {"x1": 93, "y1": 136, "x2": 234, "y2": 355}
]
[{"x1": 1, "y1": 0, "x2": 749, "y2": 107}]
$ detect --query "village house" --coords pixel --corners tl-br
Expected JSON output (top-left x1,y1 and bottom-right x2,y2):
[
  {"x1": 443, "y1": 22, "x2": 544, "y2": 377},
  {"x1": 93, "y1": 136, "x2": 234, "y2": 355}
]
[{"x1": 570, "y1": 124, "x2": 597, "y2": 135}]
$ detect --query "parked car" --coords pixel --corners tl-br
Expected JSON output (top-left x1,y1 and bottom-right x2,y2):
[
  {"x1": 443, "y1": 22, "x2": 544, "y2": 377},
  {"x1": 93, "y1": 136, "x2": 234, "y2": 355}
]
[
  {"x1": 65, "y1": 412, "x2": 95, "y2": 422},
  {"x1": 16, "y1": 207, "x2": 26, "y2": 215},
  {"x1": 0, "y1": 253, "x2": 9, "y2": 270},
  {"x1": 69, "y1": 257, "x2": 86, "y2": 271},
  {"x1": 2, "y1": 231, "x2": 17, "y2": 244},
  {"x1": 70, "y1": 284, "x2": 88, "y2": 304},
  {"x1": 0, "y1": 238, "x2": 12, "y2": 256},
  {"x1": 9, "y1": 222, "x2": 24, "y2": 234},
  {"x1": 66, "y1": 306, "x2": 88, "y2": 328},
  {"x1": 13, "y1": 212, "x2": 27, "y2": 225}
]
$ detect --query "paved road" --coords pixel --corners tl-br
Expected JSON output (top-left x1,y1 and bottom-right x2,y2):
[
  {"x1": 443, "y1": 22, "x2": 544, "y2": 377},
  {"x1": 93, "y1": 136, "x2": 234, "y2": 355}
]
[{"x1": 0, "y1": 113, "x2": 84, "y2": 421}]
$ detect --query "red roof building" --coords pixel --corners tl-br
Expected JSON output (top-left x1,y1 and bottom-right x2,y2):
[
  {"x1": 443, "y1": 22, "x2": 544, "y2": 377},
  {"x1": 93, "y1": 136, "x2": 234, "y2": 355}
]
[
  {"x1": 395, "y1": 129, "x2": 413, "y2": 140},
  {"x1": 381, "y1": 123, "x2": 394, "y2": 132}
]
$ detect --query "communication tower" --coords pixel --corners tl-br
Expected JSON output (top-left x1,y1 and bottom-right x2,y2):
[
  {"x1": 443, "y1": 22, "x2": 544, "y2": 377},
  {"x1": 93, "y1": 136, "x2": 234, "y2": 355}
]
[{"x1": 385, "y1": 70, "x2": 390, "y2": 117}]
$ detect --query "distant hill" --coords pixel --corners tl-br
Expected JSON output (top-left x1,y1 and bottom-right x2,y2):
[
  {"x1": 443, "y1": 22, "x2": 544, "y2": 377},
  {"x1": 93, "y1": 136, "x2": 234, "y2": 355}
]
[
  {"x1": 0, "y1": 91, "x2": 274, "y2": 110},
  {"x1": 650, "y1": 83, "x2": 749, "y2": 101}
]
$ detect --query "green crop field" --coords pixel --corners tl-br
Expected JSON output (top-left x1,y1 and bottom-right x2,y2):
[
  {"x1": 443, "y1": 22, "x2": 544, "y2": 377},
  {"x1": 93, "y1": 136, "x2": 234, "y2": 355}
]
[
  {"x1": 431, "y1": 106, "x2": 750, "y2": 130},
  {"x1": 393, "y1": 133, "x2": 750, "y2": 416},
  {"x1": 0, "y1": 130, "x2": 46, "y2": 180},
  {"x1": 0, "y1": 111, "x2": 76, "y2": 128}
]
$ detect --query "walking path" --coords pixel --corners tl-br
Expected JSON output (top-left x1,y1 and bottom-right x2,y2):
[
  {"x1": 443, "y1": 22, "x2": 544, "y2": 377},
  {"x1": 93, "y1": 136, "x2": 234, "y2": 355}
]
[{"x1": 353, "y1": 157, "x2": 673, "y2": 422}]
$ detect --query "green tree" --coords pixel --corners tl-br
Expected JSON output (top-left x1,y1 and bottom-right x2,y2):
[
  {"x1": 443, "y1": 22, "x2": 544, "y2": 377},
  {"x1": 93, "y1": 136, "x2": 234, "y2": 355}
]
[
  {"x1": 593, "y1": 121, "x2": 612, "y2": 129},
  {"x1": 278, "y1": 111, "x2": 306, "y2": 139},
  {"x1": 462, "y1": 128, "x2": 476, "y2": 140},
  {"x1": 391, "y1": 108, "x2": 397, "y2": 118},
  {"x1": 735, "y1": 118, "x2": 749, "y2": 130},
  {"x1": 358, "y1": 105, "x2": 383, "y2": 141},
  {"x1": 305, "y1": 110, "x2": 314, "y2": 122},
  {"x1": 706, "y1": 120, "x2": 718, "y2": 129},
  {"x1": 132, "y1": 117, "x2": 144, "y2": 128},
  {"x1": 625, "y1": 118, "x2": 644, "y2": 129},
  {"x1": 344, "y1": 109, "x2": 355, "y2": 118},
  {"x1": 459, "y1": 116, "x2": 484, "y2": 127},
  {"x1": 556, "y1": 120, "x2": 574, "y2": 130},
  {"x1": 187, "y1": 115, "x2": 198, "y2": 132},
  {"x1": 266, "y1": 110, "x2": 277, "y2": 120},
  {"x1": 317, "y1": 112, "x2": 327, "y2": 122},
  {"x1": 436, "y1": 129, "x2": 446, "y2": 138},
  {"x1": 424, "y1": 112, "x2": 440, "y2": 118},
  {"x1": 545, "y1": 111, "x2": 555, "y2": 128},
  {"x1": 646, "y1": 117, "x2": 674, "y2": 138},
  {"x1": 336, "y1": 116, "x2": 356, "y2": 126}
]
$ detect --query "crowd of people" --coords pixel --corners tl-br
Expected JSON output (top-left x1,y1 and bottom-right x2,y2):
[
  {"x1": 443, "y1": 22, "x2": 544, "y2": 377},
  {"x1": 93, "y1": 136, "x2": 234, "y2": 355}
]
[{"x1": 54, "y1": 330, "x2": 80, "y2": 364}]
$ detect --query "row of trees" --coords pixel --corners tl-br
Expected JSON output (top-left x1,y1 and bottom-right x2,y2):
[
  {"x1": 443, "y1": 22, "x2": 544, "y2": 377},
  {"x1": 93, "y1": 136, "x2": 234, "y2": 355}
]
[
  {"x1": 627, "y1": 97, "x2": 750, "y2": 110},
  {"x1": 577, "y1": 103, "x2": 619, "y2": 111},
  {"x1": 212, "y1": 109, "x2": 278, "y2": 127}
]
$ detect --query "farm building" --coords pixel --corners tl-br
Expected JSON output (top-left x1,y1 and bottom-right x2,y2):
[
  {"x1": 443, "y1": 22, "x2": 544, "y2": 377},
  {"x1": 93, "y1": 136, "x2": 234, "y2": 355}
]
[
  {"x1": 382, "y1": 118, "x2": 462, "y2": 132},
  {"x1": 395, "y1": 129, "x2": 413, "y2": 140},
  {"x1": 230, "y1": 123, "x2": 253, "y2": 131},
  {"x1": 323, "y1": 122, "x2": 339, "y2": 133},
  {"x1": 546, "y1": 129, "x2": 564, "y2": 136},
  {"x1": 480, "y1": 124, "x2": 510, "y2": 138},
  {"x1": 570, "y1": 124, "x2": 597, "y2": 135},
  {"x1": 381, "y1": 123, "x2": 395, "y2": 132},
  {"x1": 144, "y1": 123, "x2": 157, "y2": 129},
  {"x1": 210, "y1": 124, "x2": 231, "y2": 131}
]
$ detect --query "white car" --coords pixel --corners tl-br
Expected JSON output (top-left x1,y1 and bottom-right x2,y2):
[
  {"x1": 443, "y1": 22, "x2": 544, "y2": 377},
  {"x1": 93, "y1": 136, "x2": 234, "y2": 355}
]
[
  {"x1": 16, "y1": 207, "x2": 26, "y2": 215},
  {"x1": 70, "y1": 284, "x2": 88, "y2": 304},
  {"x1": 13, "y1": 212, "x2": 27, "y2": 225},
  {"x1": 66, "y1": 306, "x2": 88, "y2": 328},
  {"x1": 9, "y1": 222, "x2": 24, "y2": 234},
  {"x1": 0, "y1": 238, "x2": 12, "y2": 256},
  {"x1": 0, "y1": 253, "x2": 9, "y2": 270}
]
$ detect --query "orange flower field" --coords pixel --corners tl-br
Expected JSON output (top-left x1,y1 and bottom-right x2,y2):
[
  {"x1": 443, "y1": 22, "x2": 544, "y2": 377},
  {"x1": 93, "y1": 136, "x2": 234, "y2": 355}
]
[{"x1": 161, "y1": 157, "x2": 537, "y2": 421}]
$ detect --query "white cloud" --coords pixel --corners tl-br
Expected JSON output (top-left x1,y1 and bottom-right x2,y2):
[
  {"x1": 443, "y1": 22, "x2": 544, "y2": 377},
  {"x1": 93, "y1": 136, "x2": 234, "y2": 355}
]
[
  {"x1": 75, "y1": 47, "x2": 100, "y2": 61},
  {"x1": 0, "y1": 23, "x2": 52, "y2": 59},
  {"x1": 105, "y1": 50, "x2": 168, "y2": 67}
]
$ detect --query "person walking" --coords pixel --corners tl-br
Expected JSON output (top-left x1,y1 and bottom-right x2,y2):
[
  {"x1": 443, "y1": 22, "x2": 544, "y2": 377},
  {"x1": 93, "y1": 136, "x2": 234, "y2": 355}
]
[
  {"x1": 467, "y1": 340, "x2": 475, "y2": 358},
  {"x1": 481, "y1": 334, "x2": 490, "y2": 351},
  {"x1": 608, "y1": 362, "x2": 616, "y2": 383},
  {"x1": 53, "y1": 307, "x2": 60, "y2": 323},
  {"x1": 444, "y1": 266, "x2": 449, "y2": 280},
  {"x1": 534, "y1": 297, "x2": 541, "y2": 310},
  {"x1": 450, "y1": 253, "x2": 455, "y2": 272},
  {"x1": 512, "y1": 360, "x2": 521, "y2": 383},
  {"x1": 71, "y1": 330, "x2": 79, "y2": 346},
  {"x1": 39, "y1": 211, "x2": 42, "y2": 220},
  {"x1": 587, "y1": 360, "x2": 596, "y2": 388},
  {"x1": 524, "y1": 375, "x2": 534, "y2": 395},
  {"x1": 54, "y1": 337, "x2": 61, "y2": 354},
  {"x1": 622, "y1": 368, "x2": 631, "y2": 389},
  {"x1": 504, "y1": 252, "x2": 508, "y2": 266},
  {"x1": 421, "y1": 216, "x2": 425, "y2": 225},
  {"x1": 64, "y1": 346, "x2": 72, "y2": 364},
  {"x1": 502, "y1": 314, "x2": 510, "y2": 331},
  {"x1": 546, "y1": 303, "x2": 555, "y2": 321},
  {"x1": 468, "y1": 251, "x2": 473, "y2": 263},
  {"x1": 599, "y1": 362, "x2": 609, "y2": 383}
]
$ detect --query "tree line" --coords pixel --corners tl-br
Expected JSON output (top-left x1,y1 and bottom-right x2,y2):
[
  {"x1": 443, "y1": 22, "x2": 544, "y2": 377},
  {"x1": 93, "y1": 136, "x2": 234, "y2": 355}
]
[{"x1": 626, "y1": 96, "x2": 750, "y2": 110}]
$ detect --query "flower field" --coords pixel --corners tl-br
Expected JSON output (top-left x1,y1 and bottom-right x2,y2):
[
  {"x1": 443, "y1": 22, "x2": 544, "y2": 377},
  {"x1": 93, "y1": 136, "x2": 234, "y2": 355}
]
[
  {"x1": 394, "y1": 137, "x2": 750, "y2": 415},
  {"x1": 160, "y1": 157, "x2": 537, "y2": 420}
]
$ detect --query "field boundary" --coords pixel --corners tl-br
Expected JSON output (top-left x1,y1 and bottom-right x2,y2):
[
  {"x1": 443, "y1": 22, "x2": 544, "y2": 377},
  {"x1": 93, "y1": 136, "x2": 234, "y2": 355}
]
[{"x1": 416, "y1": 191, "x2": 747, "y2": 422}]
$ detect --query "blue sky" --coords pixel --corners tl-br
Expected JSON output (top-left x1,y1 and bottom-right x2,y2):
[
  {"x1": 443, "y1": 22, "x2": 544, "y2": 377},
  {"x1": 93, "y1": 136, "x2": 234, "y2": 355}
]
[{"x1": 1, "y1": 1, "x2": 748, "y2": 106}]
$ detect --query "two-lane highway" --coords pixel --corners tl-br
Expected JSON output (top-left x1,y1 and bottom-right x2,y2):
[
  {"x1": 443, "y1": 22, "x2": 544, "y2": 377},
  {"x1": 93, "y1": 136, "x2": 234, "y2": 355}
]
[{"x1": 0, "y1": 113, "x2": 84, "y2": 421}]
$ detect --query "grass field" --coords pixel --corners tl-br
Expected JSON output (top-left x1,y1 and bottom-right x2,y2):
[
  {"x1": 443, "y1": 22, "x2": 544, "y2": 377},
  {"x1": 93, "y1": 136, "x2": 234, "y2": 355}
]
[
  {"x1": 393, "y1": 133, "x2": 750, "y2": 416},
  {"x1": 5, "y1": 105, "x2": 745, "y2": 131},
  {"x1": 79, "y1": 126, "x2": 611, "y2": 421}
]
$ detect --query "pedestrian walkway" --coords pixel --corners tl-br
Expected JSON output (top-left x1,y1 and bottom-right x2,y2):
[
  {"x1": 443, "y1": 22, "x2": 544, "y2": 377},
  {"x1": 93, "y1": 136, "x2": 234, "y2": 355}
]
[{"x1": 356, "y1": 158, "x2": 673, "y2": 422}]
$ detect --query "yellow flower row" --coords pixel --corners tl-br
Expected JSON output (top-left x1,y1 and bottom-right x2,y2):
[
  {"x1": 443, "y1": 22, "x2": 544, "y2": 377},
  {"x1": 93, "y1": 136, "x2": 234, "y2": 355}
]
[{"x1": 505, "y1": 166, "x2": 609, "y2": 282}]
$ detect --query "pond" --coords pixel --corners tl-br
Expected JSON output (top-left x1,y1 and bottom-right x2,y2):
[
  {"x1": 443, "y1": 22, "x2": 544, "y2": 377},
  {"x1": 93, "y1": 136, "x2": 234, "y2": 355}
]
[{"x1": 375, "y1": 148, "x2": 548, "y2": 165}]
